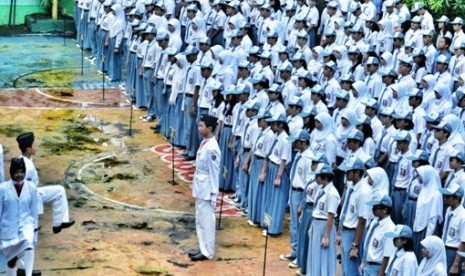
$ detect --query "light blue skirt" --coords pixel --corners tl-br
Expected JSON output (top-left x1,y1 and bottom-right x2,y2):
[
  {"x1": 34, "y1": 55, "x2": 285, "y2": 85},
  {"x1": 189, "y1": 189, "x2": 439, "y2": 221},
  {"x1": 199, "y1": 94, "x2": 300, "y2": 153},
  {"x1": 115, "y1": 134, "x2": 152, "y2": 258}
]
[
  {"x1": 173, "y1": 95, "x2": 185, "y2": 147},
  {"x1": 307, "y1": 218, "x2": 337, "y2": 276},
  {"x1": 247, "y1": 157, "x2": 265, "y2": 223},
  {"x1": 413, "y1": 227, "x2": 426, "y2": 263},
  {"x1": 125, "y1": 52, "x2": 137, "y2": 97},
  {"x1": 238, "y1": 150, "x2": 250, "y2": 208},
  {"x1": 135, "y1": 58, "x2": 146, "y2": 107},
  {"x1": 297, "y1": 203, "x2": 313, "y2": 272},
  {"x1": 403, "y1": 198, "x2": 417, "y2": 228},
  {"x1": 218, "y1": 126, "x2": 234, "y2": 191},
  {"x1": 108, "y1": 36, "x2": 122, "y2": 81},
  {"x1": 161, "y1": 86, "x2": 171, "y2": 138},
  {"x1": 391, "y1": 189, "x2": 407, "y2": 224},
  {"x1": 264, "y1": 162, "x2": 290, "y2": 235}
]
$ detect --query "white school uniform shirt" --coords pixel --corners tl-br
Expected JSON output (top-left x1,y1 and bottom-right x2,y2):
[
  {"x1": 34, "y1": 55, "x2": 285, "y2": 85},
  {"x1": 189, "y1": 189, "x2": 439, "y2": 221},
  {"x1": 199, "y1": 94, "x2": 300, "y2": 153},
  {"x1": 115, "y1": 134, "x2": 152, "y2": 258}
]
[
  {"x1": 305, "y1": 179, "x2": 320, "y2": 204},
  {"x1": 370, "y1": 116, "x2": 384, "y2": 142},
  {"x1": 341, "y1": 180, "x2": 372, "y2": 229},
  {"x1": 88, "y1": 0, "x2": 100, "y2": 21},
  {"x1": 420, "y1": 11, "x2": 434, "y2": 32},
  {"x1": 282, "y1": 78, "x2": 298, "y2": 105},
  {"x1": 183, "y1": 62, "x2": 201, "y2": 95},
  {"x1": 324, "y1": 77, "x2": 341, "y2": 108},
  {"x1": 249, "y1": 89, "x2": 270, "y2": 114},
  {"x1": 429, "y1": 140, "x2": 453, "y2": 175},
  {"x1": 212, "y1": 10, "x2": 226, "y2": 31},
  {"x1": 243, "y1": 119, "x2": 260, "y2": 149},
  {"x1": 287, "y1": 116, "x2": 304, "y2": 136},
  {"x1": 365, "y1": 73, "x2": 383, "y2": 99},
  {"x1": 412, "y1": 106, "x2": 426, "y2": 136},
  {"x1": 193, "y1": 137, "x2": 221, "y2": 201},
  {"x1": 386, "y1": 249, "x2": 418, "y2": 276},
  {"x1": 291, "y1": 148, "x2": 313, "y2": 189},
  {"x1": 313, "y1": 182, "x2": 341, "y2": 220},
  {"x1": 407, "y1": 171, "x2": 422, "y2": 199},
  {"x1": 378, "y1": 125, "x2": 396, "y2": 154},
  {"x1": 268, "y1": 131, "x2": 292, "y2": 165},
  {"x1": 253, "y1": 127, "x2": 275, "y2": 158},
  {"x1": 393, "y1": 151, "x2": 413, "y2": 189},
  {"x1": 364, "y1": 216, "x2": 396, "y2": 263},
  {"x1": 197, "y1": 76, "x2": 215, "y2": 109},
  {"x1": 423, "y1": 44, "x2": 437, "y2": 73},
  {"x1": 209, "y1": 101, "x2": 225, "y2": 119},
  {"x1": 444, "y1": 170, "x2": 465, "y2": 193},
  {"x1": 443, "y1": 205, "x2": 465, "y2": 248},
  {"x1": 450, "y1": 55, "x2": 465, "y2": 81},
  {"x1": 142, "y1": 40, "x2": 159, "y2": 68}
]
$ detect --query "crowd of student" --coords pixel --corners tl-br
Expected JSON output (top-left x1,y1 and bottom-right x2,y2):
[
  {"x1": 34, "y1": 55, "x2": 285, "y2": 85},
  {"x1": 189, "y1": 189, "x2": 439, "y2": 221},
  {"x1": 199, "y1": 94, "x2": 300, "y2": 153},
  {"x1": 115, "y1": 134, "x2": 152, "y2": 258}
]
[{"x1": 73, "y1": 0, "x2": 465, "y2": 274}]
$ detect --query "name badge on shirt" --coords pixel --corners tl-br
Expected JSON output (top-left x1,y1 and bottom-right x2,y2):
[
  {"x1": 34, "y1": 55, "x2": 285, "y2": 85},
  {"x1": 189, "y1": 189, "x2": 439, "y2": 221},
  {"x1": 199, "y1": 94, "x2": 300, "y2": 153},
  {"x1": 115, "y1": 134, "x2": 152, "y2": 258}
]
[
  {"x1": 308, "y1": 188, "x2": 314, "y2": 196},
  {"x1": 315, "y1": 143, "x2": 321, "y2": 150},
  {"x1": 372, "y1": 238, "x2": 379, "y2": 248},
  {"x1": 427, "y1": 143, "x2": 433, "y2": 150},
  {"x1": 246, "y1": 134, "x2": 250, "y2": 142},
  {"x1": 298, "y1": 167, "x2": 302, "y2": 175},
  {"x1": 413, "y1": 185, "x2": 421, "y2": 195},
  {"x1": 319, "y1": 202, "x2": 325, "y2": 210},
  {"x1": 350, "y1": 205, "x2": 355, "y2": 213},
  {"x1": 392, "y1": 269, "x2": 398, "y2": 276},
  {"x1": 342, "y1": 142, "x2": 347, "y2": 150},
  {"x1": 437, "y1": 161, "x2": 443, "y2": 169},
  {"x1": 400, "y1": 168, "x2": 406, "y2": 176},
  {"x1": 168, "y1": 74, "x2": 174, "y2": 81},
  {"x1": 382, "y1": 99, "x2": 387, "y2": 106},
  {"x1": 103, "y1": 22, "x2": 108, "y2": 28},
  {"x1": 449, "y1": 227, "x2": 456, "y2": 237},
  {"x1": 189, "y1": 77, "x2": 193, "y2": 85},
  {"x1": 273, "y1": 148, "x2": 278, "y2": 156},
  {"x1": 147, "y1": 55, "x2": 152, "y2": 61}
]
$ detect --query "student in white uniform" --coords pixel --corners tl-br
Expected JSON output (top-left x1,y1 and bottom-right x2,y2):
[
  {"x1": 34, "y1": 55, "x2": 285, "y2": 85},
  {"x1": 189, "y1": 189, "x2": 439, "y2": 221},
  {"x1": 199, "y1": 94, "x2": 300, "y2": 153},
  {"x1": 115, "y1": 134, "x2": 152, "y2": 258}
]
[
  {"x1": 337, "y1": 158, "x2": 372, "y2": 276},
  {"x1": 443, "y1": 150, "x2": 465, "y2": 192},
  {"x1": 385, "y1": 225, "x2": 418, "y2": 275},
  {"x1": 360, "y1": 195, "x2": 396, "y2": 276},
  {"x1": 279, "y1": 129, "x2": 312, "y2": 263},
  {"x1": 16, "y1": 133, "x2": 74, "y2": 234},
  {"x1": 412, "y1": 165, "x2": 443, "y2": 262},
  {"x1": 306, "y1": 163, "x2": 341, "y2": 276},
  {"x1": 0, "y1": 158, "x2": 37, "y2": 276},
  {"x1": 417, "y1": 235, "x2": 448, "y2": 276},
  {"x1": 188, "y1": 114, "x2": 221, "y2": 261},
  {"x1": 390, "y1": 130, "x2": 414, "y2": 224},
  {"x1": 440, "y1": 184, "x2": 465, "y2": 273}
]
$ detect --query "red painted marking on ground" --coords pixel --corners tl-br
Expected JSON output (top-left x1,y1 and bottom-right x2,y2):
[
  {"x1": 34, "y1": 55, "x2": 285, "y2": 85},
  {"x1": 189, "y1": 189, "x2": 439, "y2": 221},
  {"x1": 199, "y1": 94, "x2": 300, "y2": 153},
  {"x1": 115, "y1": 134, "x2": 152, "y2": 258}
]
[{"x1": 152, "y1": 144, "x2": 242, "y2": 216}]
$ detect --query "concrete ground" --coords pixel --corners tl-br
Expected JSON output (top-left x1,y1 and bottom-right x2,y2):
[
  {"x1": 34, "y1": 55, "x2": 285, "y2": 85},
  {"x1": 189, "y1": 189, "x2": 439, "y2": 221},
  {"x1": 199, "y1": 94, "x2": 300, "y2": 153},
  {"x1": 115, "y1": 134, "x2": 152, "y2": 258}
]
[{"x1": 0, "y1": 89, "x2": 297, "y2": 276}]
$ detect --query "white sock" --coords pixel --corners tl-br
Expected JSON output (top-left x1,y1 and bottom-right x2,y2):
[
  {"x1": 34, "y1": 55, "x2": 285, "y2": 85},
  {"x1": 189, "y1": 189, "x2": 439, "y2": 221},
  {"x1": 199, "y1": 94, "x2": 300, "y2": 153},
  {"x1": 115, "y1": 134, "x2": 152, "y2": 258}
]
[{"x1": 22, "y1": 249, "x2": 35, "y2": 276}]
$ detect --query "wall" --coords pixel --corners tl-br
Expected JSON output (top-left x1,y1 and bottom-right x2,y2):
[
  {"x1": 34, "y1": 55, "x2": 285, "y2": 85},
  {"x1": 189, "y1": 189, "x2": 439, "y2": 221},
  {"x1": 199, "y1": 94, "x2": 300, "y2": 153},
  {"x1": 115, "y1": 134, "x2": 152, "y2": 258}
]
[{"x1": 0, "y1": 0, "x2": 76, "y2": 26}]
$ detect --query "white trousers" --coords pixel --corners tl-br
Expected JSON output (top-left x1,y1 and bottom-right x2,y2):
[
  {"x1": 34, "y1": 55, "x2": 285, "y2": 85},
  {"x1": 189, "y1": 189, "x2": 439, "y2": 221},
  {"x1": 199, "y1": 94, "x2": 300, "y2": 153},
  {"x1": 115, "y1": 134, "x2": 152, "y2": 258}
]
[
  {"x1": 38, "y1": 185, "x2": 70, "y2": 227},
  {"x1": 195, "y1": 198, "x2": 216, "y2": 259}
]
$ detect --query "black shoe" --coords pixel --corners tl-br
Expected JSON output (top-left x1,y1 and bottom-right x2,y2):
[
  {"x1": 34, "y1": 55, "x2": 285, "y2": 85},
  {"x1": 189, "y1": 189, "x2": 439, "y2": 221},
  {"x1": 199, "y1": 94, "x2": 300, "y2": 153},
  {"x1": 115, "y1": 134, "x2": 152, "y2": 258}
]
[
  {"x1": 183, "y1": 156, "x2": 196, "y2": 161},
  {"x1": 17, "y1": 269, "x2": 42, "y2": 276},
  {"x1": 150, "y1": 125, "x2": 161, "y2": 130},
  {"x1": 153, "y1": 129, "x2": 161, "y2": 134},
  {"x1": 187, "y1": 249, "x2": 201, "y2": 257},
  {"x1": 7, "y1": 256, "x2": 18, "y2": 268},
  {"x1": 190, "y1": 253, "x2": 208, "y2": 261},
  {"x1": 53, "y1": 220, "x2": 75, "y2": 234}
]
